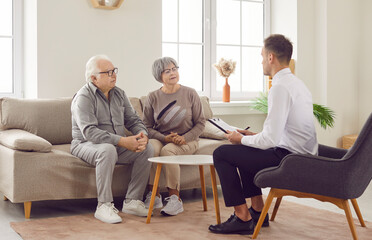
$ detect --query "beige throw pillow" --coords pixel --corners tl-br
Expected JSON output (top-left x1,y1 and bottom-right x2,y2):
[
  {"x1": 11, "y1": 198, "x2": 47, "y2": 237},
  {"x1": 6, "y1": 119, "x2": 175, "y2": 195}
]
[
  {"x1": 200, "y1": 121, "x2": 226, "y2": 140},
  {"x1": 0, "y1": 129, "x2": 52, "y2": 152},
  {"x1": 0, "y1": 97, "x2": 72, "y2": 145}
]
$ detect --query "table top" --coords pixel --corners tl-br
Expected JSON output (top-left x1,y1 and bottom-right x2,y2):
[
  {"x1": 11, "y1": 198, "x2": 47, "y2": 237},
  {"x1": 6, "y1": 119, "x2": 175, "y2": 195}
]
[{"x1": 148, "y1": 155, "x2": 213, "y2": 165}]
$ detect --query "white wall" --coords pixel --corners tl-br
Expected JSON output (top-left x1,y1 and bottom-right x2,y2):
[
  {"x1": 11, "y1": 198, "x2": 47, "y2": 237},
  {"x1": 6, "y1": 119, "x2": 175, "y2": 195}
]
[
  {"x1": 297, "y1": 0, "x2": 316, "y2": 96},
  {"x1": 296, "y1": 0, "x2": 361, "y2": 147},
  {"x1": 359, "y1": 0, "x2": 372, "y2": 128},
  {"x1": 324, "y1": 0, "x2": 360, "y2": 147},
  {"x1": 23, "y1": 0, "x2": 37, "y2": 98},
  {"x1": 270, "y1": 0, "x2": 297, "y2": 59},
  {"x1": 24, "y1": 0, "x2": 162, "y2": 99}
]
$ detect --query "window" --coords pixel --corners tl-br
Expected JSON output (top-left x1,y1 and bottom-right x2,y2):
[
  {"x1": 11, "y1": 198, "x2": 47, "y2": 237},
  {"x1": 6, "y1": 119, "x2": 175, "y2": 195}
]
[
  {"x1": 162, "y1": 0, "x2": 270, "y2": 101},
  {"x1": 0, "y1": 0, "x2": 22, "y2": 97}
]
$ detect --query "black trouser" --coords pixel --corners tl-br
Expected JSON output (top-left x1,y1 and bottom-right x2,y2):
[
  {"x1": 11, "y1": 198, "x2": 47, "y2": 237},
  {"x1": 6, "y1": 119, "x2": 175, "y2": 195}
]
[{"x1": 213, "y1": 144, "x2": 291, "y2": 207}]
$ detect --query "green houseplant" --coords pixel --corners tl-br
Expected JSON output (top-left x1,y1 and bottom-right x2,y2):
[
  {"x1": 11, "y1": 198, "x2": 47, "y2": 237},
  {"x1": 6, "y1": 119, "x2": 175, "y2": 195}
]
[{"x1": 251, "y1": 92, "x2": 335, "y2": 129}]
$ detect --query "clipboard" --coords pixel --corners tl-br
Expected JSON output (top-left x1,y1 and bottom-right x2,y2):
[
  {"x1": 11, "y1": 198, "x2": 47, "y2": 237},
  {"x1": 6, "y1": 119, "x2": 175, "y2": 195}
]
[{"x1": 207, "y1": 118, "x2": 238, "y2": 134}]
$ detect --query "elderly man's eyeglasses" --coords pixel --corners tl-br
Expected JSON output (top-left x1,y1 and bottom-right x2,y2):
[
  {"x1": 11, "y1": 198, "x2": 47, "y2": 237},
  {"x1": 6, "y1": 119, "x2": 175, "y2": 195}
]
[
  {"x1": 162, "y1": 66, "x2": 179, "y2": 75},
  {"x1": 98, "y1": 68, "x2": 118, "y2": 77}
]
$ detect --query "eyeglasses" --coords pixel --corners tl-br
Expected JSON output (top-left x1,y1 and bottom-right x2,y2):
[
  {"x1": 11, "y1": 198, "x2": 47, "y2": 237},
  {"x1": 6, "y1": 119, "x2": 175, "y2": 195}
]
[
  {"x1": 98, "y1": 68, "x2": 118, "y2": 77},
  {"x1": 162, "y1": 66, "x2": 179, "y2": 75}
]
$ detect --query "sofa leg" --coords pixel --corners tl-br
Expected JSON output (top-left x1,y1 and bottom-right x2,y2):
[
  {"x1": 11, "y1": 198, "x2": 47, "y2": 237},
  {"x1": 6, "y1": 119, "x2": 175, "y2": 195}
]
[
  {"x1": 24, "y1": 202, "x2": 32, "y2": 219},
  {"x1": 3, "y1": 196, "x2": 8, "y2": 201}
]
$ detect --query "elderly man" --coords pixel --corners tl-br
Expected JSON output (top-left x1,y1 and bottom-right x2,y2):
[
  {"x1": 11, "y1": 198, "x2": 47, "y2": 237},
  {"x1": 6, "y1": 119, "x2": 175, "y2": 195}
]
[{"x1": 71, "y1": 55, "x2": 153, "y2": 224}]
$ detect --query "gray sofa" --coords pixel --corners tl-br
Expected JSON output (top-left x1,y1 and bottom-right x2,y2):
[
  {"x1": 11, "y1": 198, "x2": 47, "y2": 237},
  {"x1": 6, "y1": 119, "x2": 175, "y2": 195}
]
[{"x1": 0, "y1": 96, "x2": 228, "y2": 218}]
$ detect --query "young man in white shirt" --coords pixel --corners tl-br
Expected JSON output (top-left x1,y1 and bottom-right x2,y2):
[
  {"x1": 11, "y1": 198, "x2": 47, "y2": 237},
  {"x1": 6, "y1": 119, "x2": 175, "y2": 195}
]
[{"x1": 209, "y1": 34, "x2": 318, "y2": 235}]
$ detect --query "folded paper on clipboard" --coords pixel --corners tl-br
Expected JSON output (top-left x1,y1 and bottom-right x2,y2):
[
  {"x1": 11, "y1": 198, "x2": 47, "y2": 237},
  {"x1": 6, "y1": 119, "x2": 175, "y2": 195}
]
[{"x1": 207, "y1": 118, "x2": 238, "y2": 134}]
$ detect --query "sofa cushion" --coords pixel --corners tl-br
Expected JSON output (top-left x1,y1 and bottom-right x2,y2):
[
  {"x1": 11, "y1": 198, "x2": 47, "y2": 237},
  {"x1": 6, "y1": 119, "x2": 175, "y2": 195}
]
[
  {"x1": 129, "y1": 97, "x2": 143, "y2": 119},
  {"x1": 195, "y1": 138, "x2": 231, "y2": 155},
  {"x1": 148, "y1": 138, "x2": 163, "y2": 157},
  {"x1": 0, "y1": 129, "x2": 52, "y2": 152},
  {"x1": 51, "y1": 143, "x2": 72, "y2": 153},
  {"x1": 199, "y1": 96, "x2": 213, "y2": 119},
  {"x1": 0, "y1": 97, "x2": 73, "y2": 145},
  {"x1": 124, "y1": 97, "x2": 143, "y2": 136},
  {"x1": 200, "y1": 121, "x2": 226, "y2": 140}
]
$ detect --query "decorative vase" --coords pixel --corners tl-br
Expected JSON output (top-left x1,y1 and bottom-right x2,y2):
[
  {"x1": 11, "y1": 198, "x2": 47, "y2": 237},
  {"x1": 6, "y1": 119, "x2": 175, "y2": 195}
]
[{"x1": 222, "y1": 78, "x2": 230, "y2": 102}]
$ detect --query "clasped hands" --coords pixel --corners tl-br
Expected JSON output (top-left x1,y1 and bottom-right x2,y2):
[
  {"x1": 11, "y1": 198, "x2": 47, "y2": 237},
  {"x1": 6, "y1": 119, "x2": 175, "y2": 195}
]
[
  {"x1": 225, "y1": 129, "x2": 256, "y2": 144},
  {"x1": 164, "y1": 132, "x2": 186, "y2": 145},
  {"x1": 119, "y1": 132, "x2": 148, "y2": 152}
]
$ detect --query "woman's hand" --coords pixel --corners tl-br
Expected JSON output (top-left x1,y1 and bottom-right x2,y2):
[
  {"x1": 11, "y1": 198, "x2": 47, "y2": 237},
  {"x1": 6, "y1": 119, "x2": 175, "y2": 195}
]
[
  {"x1": 172, "y1": 135, "x2": 186, "y2": 145},
  {"x1": 237, "y1": 129, "x2": 256, "y2": 136},
  {"x1": 164, "y1": 132, "x2": 178, "y2": 143},
  {"x1": 164, "y1": 132, "x2": 186, "y2": 145}
]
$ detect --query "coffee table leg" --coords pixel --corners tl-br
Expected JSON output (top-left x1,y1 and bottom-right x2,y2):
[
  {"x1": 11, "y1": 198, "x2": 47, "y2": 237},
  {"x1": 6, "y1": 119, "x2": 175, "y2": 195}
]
[
  {"x1": 210, "y1": 165, "x2": 221, "y2": 224},
  {"x1": 146, "y1": 163, "x2": 162, "y2": 224},
  {"x1": 199, "y1": 165, "x2": 208, "y2": 211}
]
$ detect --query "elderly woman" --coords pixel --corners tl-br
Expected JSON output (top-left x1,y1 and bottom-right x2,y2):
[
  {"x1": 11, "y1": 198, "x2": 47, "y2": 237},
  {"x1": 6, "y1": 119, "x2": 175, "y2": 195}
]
[{"x1": 142, "y1": 57, "x2": 206, "y2": 216}]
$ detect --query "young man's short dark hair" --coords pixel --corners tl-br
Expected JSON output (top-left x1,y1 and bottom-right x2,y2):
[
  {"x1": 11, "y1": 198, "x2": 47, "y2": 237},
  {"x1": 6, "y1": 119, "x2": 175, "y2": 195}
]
[{"x1": 264, "y1": 34, "x2": 293, "y2": 65}]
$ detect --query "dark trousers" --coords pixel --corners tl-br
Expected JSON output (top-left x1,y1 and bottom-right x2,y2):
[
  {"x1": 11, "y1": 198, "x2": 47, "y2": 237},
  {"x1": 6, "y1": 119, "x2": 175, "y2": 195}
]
[{"x1": 213, "y1": 144, "x2": 291, "y2": 207}]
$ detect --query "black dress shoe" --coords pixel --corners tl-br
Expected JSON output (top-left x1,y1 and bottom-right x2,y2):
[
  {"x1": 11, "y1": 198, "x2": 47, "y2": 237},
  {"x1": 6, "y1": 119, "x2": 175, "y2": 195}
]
[
  {"x1": 208, "y1": 214, "x2": 255, "y2": 235},
  {"x1": 249, "y1": 207, "x2": 269, "y2": 227}
]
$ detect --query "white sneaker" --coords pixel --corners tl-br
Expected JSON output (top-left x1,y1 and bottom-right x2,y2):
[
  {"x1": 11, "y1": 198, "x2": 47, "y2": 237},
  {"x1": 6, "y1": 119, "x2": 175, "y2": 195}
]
[
  {"x1": 160, "y1": 195, "x2": 184, "y2": 216},
  {"x1": 122, "y1": 199, "x2": 150, "y2": 217},
  {"x1": 94, "y1": 203, "x2": 122, "y2": 224},
  {"x1": 144, "y1": 191, "x2": 163, "y2": 209}
]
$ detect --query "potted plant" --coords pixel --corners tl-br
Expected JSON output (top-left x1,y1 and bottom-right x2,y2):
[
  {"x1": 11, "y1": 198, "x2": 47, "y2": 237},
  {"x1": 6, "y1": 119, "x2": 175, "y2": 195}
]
[{"x1": 250, "y1": 92, "x2": 335, "y2": 129}]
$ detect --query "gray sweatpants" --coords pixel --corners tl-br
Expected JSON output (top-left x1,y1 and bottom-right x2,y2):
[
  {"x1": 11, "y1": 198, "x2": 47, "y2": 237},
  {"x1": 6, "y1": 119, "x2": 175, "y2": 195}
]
[{"x1": 71, "y1": 142, "x2": 153, "y2": 203}]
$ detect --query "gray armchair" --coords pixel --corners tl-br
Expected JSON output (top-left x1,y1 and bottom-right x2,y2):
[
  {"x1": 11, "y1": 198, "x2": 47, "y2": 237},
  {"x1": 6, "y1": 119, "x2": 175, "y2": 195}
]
[{"x1": 252, "y1": 113, "x2": 372, "y2": 239}]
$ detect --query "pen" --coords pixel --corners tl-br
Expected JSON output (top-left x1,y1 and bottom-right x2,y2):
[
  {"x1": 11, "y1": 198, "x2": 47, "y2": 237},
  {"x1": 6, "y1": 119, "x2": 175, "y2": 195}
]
[{"x1": 244, "y1": 126, "x2": 250, "y2": 130}]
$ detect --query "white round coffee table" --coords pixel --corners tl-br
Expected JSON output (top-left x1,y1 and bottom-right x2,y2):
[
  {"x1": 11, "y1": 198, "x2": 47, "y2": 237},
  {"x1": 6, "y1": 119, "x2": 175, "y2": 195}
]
[{"x1": 145, "y1": 155, "x2": 221, "y2": 224}]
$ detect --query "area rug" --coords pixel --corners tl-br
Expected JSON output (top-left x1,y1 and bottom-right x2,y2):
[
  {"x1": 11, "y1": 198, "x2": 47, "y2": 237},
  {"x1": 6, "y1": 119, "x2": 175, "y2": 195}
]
[{"x1": 11, "y1": 198, "x2": 371, "y2": 240}]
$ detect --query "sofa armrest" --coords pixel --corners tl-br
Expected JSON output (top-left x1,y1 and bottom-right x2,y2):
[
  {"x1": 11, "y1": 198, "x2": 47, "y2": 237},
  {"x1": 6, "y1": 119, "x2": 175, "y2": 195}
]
[
  {"x1": 318, "y1": 144, "x2": 348, "y2": 158},
  {"x1": 0, "y1": 129, "x2": 52, "y2": 152},
  {"x1": 254, "y1": 154, "x2": 350, "y2": 199}
]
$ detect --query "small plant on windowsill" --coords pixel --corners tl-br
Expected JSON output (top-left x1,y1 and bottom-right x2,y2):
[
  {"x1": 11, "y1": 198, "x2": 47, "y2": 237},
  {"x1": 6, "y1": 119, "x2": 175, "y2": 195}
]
[{"x1": 250, "y1": 92, "x2": 336, "y2": 129}]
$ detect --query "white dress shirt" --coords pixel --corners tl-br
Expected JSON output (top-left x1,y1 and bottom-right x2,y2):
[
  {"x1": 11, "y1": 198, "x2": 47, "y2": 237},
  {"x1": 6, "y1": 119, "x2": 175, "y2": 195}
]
[{"x1": 241, "y1": 68, "x2": 318, "y2": 155}]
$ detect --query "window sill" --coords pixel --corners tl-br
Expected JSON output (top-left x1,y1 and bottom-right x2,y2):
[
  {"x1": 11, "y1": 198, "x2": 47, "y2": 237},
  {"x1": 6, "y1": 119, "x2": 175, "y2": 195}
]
[{"x1": 210, "y1": 101, "x2": 266, "y2": 115}]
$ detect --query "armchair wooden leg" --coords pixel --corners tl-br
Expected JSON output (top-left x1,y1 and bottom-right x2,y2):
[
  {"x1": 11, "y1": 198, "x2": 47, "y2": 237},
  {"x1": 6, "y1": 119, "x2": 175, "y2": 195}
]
[
  {"x1": 24, "y1": 201, "x2": 32, "y2": 219},
  {"x1": 3, "y1": 196, "x2": 8, "y2": 201},
  {"x1": 199, "y1": 165, "x2": 208, "y2": 211},
  {"x1": 270, "y1": 197, "x2": 282, "y2": 221},
  {"x1": 252, "y1": 189, "x2": 275, "y2": 239},
  {"x1": 350, "y1": 199, "x2": 366, "y2": 227},
  {"x1": 342, "y1": 200, "x2": 358, "y2": 240}
]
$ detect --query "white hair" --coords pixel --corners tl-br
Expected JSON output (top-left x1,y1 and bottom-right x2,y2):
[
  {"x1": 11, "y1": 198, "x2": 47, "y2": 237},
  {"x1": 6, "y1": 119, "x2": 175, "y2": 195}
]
[
  {"x1": 85, "y1": 55, "x2": 112, "y2": 83},
  {"x1": 152, "y1": 57, "x2": 178, "y2": 83}
]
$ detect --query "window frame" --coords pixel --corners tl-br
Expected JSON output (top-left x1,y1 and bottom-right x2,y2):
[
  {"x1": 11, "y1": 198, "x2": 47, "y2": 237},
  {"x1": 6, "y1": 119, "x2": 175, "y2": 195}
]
[
  {"x1": 209, "y1": 0, "x2": 271, "y2": 101},
  {"x1": 0, "y1": 0, "x2": 23, "y2": 98},
  {"x1": 162, "y1": 0, "x2": 270, "y2": 101}
]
